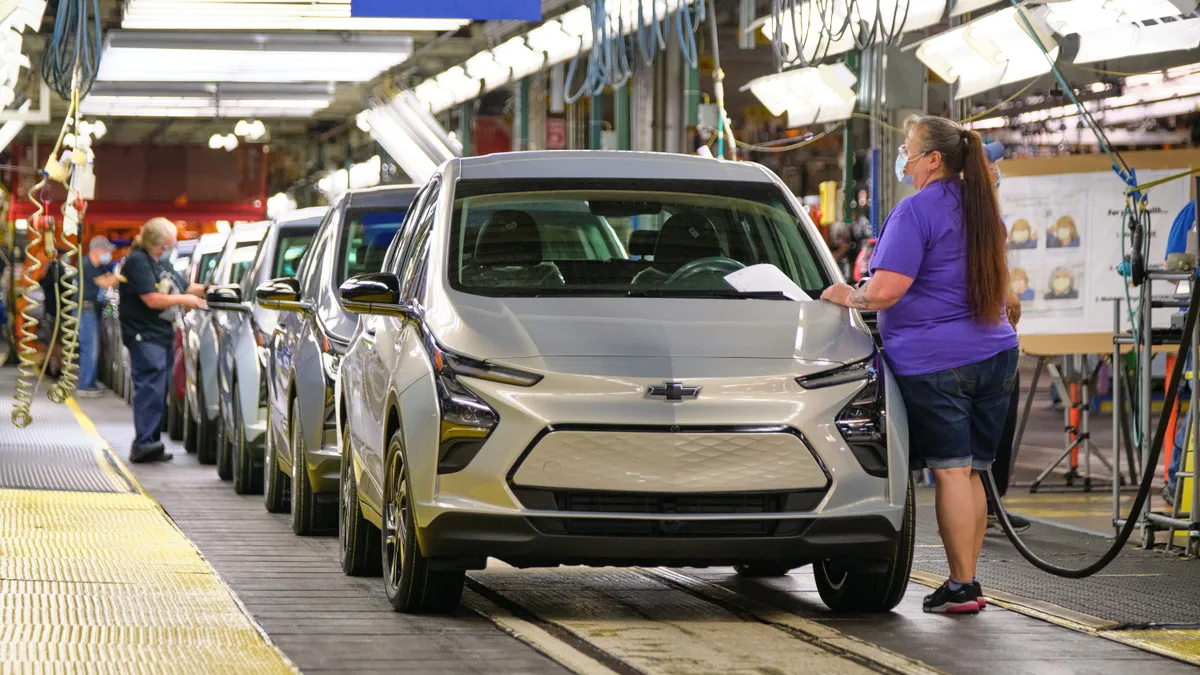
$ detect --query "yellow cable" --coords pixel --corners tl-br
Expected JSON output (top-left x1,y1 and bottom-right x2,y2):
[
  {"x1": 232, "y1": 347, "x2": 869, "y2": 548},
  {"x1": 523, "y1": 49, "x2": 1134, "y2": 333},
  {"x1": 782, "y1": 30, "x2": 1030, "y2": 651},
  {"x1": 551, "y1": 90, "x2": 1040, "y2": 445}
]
[
  {"x1": 960, "y1": 77, "x2": 1042, "y2": 124},
  {"x1": 851, "y1": 113, "x2": 904, "y2": 133},
  {"x1": 1073, "y1": 64, "x2": 1152, "y2": 78},
  {"x1": 1127, "y1": 166, "x2": 1200, "y2": 194}
]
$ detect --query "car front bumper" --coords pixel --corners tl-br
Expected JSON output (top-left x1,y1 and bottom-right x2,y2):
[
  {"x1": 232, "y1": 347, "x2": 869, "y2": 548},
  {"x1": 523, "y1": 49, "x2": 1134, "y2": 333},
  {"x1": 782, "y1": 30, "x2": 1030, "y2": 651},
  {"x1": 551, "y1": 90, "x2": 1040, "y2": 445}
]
[{"x1": 416, "y1": 511, "x2": 901, "y2": 570}]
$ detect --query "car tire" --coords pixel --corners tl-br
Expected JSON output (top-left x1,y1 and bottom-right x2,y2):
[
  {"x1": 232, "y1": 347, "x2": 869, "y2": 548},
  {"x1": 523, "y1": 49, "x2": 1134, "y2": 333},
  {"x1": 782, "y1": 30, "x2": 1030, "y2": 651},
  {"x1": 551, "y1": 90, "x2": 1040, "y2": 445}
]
[
  {"x1": 263, "y1": 403, "x2": 289, "y2": 513},
  {"x1": 814, "y1": 477, "x2": 915, "y2": 613},
  {"x1": 196, "y1": 376, "x2": 218, "y2": 465},
  {"x1": 232, "y1": 386, "x2": 262, "y2": 495},
  {"x1": 289, "y1": 397, "x2": 331, "y2": 535},
  {"x1": 340, "y1": 424, "x2": 381, "y2": 577},
  {"x1": 381, "y1": 429, "x2": 464, "y2": 613},
  {"x1": 733, "y1": 564, "x2": 794, "y2": 578},
  {"x1": 184, "y1": 399, "x2": 198, "y2": 454},
  {"x1": 167, "y1": 392, "x2": 184, "y2": 441},
  {"x1": 216, "y1": 410, "x2": 233, "y2": 481}
]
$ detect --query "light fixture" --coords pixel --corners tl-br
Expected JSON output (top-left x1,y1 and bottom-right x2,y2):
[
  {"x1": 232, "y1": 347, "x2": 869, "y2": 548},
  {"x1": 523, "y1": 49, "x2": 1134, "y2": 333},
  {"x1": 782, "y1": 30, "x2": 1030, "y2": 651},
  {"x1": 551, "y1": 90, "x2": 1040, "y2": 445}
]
[
  {"x1": 1, "y1": 0, "x2": 47, "y2": 32},
  {"x1": 348, "y1": 155, "x2": 382, "y2": 190},
  {"x1": 223, "y1": 134, "x2": 238, "y2": 151},
  {"x1": 82, "y1": 83, "x2": 334, "y2": 118},
  {"x1": 208, "y1": 133, "x2": 223, "y2": 150},
  {"x1": 491, "y1": 36, "x2": 546, "y2": 82},
  {"x1": 234, "y1": 119, "x2": 267, "y2": 140},
  {"x1": 951, "y1": 0, "x2": 1003, "y2": 16},
  {"x1": 96, "y1": 31, "x2": 413, "y2": 84},
  {"x1": 1074, "y1": 18, "x2": 1200, "y2": 63},
  {"x1": 744, "y1": 62, "x2": 858, "y2": 126},
  {"x1": 1039, "y1": 0, "x2": 1196, "y2": 35},
  {"x1": 90, "y1": 119, "x2": 106, "y2": 138},
  {"x1": 433, "y1": 67, "x2": 482, "y2": 110},
  {"x1": 464, "y1": 52, "x2": 511, "y2": 93},
  {"x1": 119, "y1": 0, "x2": 468, "y2": 32},
  {"x1": 760, "y1": 0, "x2": 946, "y2": 66},
  {"x1": 526, "y1": 18, "x2": 586, "y2": 67},
  {"x1": 355, "y1": 110, "x2": 371, "y2": 133},
  {"x1": 266, "y1": 192, "x2": 297, "y2": 219},
  {"x1": 916, "y1": 6, "x2": 1058, "y2": 99}
]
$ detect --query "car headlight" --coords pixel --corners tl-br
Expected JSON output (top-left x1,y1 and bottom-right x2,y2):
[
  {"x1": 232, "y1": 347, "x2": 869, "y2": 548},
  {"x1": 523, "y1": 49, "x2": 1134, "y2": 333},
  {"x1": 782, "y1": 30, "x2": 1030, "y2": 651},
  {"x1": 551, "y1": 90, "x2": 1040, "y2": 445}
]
[
  {"x1": 797, "y1": 354, "x2": 888, "y2": 478},
  {"x1": 428, "y1": 340, "x2": 541, "y2": 474}
]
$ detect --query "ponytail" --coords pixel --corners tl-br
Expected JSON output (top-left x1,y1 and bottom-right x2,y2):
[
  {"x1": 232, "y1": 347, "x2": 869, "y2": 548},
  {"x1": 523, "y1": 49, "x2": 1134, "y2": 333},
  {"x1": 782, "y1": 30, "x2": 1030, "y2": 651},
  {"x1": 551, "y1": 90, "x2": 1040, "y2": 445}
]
[{"x1": 904, "y1": 115, "x2": 1008, "y2": 323}]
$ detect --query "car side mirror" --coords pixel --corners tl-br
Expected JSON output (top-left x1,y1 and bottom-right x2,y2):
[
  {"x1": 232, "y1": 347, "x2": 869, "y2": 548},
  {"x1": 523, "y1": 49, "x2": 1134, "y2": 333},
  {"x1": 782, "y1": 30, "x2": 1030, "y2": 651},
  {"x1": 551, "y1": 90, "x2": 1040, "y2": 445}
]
[
  {"x1": 206, "y1": 284, "x2": 247, "y2": 312},
  {"x1": 255, "y1": 277, "x2": 308, "y2": 313},
  {"x1": 340, "y1": 272, "x2": 418, "y2": 318}
]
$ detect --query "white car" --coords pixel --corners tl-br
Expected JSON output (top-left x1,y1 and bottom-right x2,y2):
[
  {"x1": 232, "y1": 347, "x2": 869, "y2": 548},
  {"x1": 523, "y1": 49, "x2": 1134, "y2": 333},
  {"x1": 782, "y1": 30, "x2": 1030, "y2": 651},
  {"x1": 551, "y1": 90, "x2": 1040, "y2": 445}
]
[{"x1": 336, "y1": 151, "x2": 912, "y2": 614}]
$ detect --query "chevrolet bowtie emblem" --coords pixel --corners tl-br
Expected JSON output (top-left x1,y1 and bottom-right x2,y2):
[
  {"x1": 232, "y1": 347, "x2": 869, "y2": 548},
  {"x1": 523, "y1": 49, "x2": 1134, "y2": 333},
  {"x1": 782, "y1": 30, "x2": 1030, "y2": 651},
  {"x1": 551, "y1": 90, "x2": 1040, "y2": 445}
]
[{"x1": 646, "y1": 381, "x2": 701, "y2": 402}]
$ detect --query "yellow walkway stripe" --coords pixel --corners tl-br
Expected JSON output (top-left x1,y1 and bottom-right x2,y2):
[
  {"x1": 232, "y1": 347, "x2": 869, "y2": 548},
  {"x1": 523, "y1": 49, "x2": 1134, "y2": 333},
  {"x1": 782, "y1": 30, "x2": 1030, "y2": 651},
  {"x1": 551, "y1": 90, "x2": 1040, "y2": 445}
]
[
  {"x1": 909, "y1": 570, "x2": 1200, "y2": 667},
  {"x1": 0, "y1": 400, "x2": 298, "y2": 673},
  {"x1": 65, "y1": 397, "x2": 136, "y2": 494}
]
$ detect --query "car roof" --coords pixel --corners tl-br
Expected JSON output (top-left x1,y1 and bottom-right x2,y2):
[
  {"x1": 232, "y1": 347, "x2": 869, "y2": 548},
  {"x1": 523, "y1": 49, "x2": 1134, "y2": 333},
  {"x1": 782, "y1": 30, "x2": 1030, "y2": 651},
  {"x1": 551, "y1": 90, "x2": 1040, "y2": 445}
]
[
  {"x1": 173, "y1": 239, "x2": 198, "y2": 255},
  {"x1": 276, "y1": 206, "x2": 327, "y2": 228},
  {"x1": 345, "y1": 184, "x2": 420, "y2": 210},
  {"x1": 230, "y1": 221, "x2": 270, "y2": 242},
  {"x1": 195, "y1": 232, "x2": 228, "y2": 253},
  {"x1": 450, "y1": 151, "x2": 777, "y2": 184}
]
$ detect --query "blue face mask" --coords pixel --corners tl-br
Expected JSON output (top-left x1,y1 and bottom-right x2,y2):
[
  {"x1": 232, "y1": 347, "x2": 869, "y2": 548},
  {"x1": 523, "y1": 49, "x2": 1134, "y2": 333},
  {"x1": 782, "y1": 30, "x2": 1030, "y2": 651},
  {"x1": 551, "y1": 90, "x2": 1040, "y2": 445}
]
[
  {"x1": 99, "y1": 252, "x2": 112, "y2": 265},
  {"x1": 895, "y1": 153, "x2": 913, "y2": 186}
]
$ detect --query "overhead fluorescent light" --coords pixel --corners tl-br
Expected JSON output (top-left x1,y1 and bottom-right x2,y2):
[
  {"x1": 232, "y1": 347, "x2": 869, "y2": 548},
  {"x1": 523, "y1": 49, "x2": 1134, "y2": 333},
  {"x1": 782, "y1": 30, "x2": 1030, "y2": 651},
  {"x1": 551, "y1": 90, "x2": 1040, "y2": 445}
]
[
  {"x1": 81, "y1": 83, "x2": 334, "y2": 117},
  {"x1": 431, "y1": 66, "x2": 481, "y2": 111},
  {"x1": 1075, "y1": 17, "x2": 1200, "y2": 63},
  {"x1": 1040, "y1": 0, "x2": 1196, "y2": 35},
  {"x1": 491, "y1": 36, "x2": 546, "y2": 82},
  {"x1": 97, "y1": 31, "x2": 412, "y2": 83},
  {"x1": 951, "y1": 0, "x2": 1003, "y2": 17},
  {"x1": 121, "y1": 0, "x2": 468, "y2": 31},
  {"x1": 916, "y1": 6, "x2": 1058, "y2": 99},
  {"x1": 744, "y1": 62, "x2": 857, "y2": 126}
]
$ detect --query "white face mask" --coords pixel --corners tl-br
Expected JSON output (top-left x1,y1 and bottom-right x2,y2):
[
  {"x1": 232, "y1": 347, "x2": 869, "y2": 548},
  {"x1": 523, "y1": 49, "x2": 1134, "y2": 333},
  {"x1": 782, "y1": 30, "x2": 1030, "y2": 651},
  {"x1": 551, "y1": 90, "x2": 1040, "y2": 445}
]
[
  {"x1": 895, "y1": 145, "x2": 925, "y2": 186},
  {"x1": 1057, "y1": 227, "x2": 1072, "y2": 242},
  {"x1": 1011, "y1": 229, "x2": 1029, "y2": 243},
  {"x1": 1011, "y1": 280, "x2": 1026, "y2": 294},
  {"x1": 1052, "y1": 277, "x2": 1072, "y2": 293}
]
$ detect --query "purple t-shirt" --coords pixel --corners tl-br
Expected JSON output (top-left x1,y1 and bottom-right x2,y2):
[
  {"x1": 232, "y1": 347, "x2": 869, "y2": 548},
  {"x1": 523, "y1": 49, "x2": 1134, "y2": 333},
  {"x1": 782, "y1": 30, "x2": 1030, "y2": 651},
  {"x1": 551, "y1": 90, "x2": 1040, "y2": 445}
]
[{"x1": 869, "y1": 180, "x2": 1018, "y2": 376}]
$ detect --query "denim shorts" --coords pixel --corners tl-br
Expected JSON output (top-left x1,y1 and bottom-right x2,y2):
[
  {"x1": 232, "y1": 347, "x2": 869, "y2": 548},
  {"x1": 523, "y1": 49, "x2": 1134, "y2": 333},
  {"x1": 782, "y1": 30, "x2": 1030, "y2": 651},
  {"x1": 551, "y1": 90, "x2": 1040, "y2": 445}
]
[{"x1": 894, "y1": 348, "x2": 1019, "y2": 471}]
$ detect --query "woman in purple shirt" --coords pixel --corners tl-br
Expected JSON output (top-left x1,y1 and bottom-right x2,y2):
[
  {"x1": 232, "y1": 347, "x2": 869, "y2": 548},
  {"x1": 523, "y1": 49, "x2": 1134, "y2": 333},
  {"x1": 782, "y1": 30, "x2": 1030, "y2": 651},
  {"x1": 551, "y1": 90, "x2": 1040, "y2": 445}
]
[{"x1": 822, "y1": 115, "x2": 1018, "y2": 614}]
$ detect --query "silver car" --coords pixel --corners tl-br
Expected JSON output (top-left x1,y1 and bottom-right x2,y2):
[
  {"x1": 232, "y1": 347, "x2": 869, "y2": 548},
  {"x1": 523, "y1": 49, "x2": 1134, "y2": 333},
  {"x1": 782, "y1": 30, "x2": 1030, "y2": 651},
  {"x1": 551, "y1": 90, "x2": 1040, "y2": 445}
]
[
  {"x1": 336, "y1": 151, "x2": 913, "y2": 614},
  {"x1": 206, "y1": 208, "x2": 325, "y2": 494},
  {"x1": 182, "y1": 232, "x2": 228, "y2": 459}
]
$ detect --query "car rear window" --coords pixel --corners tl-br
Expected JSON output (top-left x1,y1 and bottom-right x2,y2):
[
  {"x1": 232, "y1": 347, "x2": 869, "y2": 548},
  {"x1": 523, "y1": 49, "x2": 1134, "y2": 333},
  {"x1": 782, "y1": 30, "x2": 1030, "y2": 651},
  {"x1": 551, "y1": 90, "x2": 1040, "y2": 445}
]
[
  {"x1": 228, "y1": 240, "x2": 261, "y2": 284},
  {"x1": 196, "y1": 252, "x2": 219, "y2": 284}
]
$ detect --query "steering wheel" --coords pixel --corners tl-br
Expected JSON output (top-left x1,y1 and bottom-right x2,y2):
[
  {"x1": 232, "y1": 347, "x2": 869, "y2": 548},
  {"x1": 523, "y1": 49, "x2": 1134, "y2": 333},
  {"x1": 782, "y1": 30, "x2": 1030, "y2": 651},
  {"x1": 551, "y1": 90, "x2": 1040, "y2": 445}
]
[{"x1": 665, "y1": 257, "x2": 746, "y2": 285}]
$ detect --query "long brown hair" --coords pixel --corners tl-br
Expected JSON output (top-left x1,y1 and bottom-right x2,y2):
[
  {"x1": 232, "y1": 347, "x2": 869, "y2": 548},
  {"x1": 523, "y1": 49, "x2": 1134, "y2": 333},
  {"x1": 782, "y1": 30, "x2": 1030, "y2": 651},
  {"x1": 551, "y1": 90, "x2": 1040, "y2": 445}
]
[{"x1": 906, "y1": 115, "x2": 1008, "y2": 323}]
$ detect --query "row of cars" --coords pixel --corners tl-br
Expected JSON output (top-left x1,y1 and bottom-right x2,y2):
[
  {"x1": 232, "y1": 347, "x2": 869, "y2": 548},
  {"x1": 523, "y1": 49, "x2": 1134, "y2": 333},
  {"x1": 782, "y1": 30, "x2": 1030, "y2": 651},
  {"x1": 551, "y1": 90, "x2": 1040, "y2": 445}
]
[{"x1": 128, "y1": 151, "x2": 914, "y2": 615}]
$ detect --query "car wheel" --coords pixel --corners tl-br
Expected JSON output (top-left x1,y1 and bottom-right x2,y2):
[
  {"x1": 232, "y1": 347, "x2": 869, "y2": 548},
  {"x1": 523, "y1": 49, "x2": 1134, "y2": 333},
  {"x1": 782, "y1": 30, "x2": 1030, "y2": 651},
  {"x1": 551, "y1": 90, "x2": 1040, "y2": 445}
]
[
  {"x1": 216, "y1": 409, "x2": 233, "y2": 481},
  {"x1": 232, "y1": 386, "x2": 262, "y2": 495},
  {"x1": 733, "y1": 564, "x2": 794, "y2": 578},
  {"x1": 814, "y1": 477, "x2": 914, "y2": 613},
  {"x1": 340, "y1": 424, "x2": 381, "y2": 577},
  {"x1": 183, "y1": 399, "x2": 198, "y2": 454},
  {"x1": 167, "y1": 392, "x2": 184, "y2": 441},
  {"x1": 196, "y1": 373, "x2": 218, "y2": 465},
  {"x1": 263, "y1": 403, "x2": 289, "y2": 513},
  {"x1": 381, "y1": 429, "x2": 464, "y2": 613},
  {"x1": 289, "y1": 398, "x2": 330, "y2": 535}
]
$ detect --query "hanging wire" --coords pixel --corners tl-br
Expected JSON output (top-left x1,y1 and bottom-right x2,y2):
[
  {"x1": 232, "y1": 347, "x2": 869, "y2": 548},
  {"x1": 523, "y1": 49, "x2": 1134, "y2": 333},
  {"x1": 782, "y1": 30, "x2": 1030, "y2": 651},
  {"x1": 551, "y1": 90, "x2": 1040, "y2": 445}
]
[{"x1": 41, "y1": 0, "x2": 103, "y2": 100}]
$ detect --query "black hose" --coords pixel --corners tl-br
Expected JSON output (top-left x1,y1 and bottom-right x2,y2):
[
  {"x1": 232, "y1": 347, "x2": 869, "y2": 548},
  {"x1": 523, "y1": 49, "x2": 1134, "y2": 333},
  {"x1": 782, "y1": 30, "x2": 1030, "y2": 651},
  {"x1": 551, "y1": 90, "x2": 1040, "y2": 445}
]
[{"x1": 984, "y1": 275, "x2": 1200, "y2": 578}]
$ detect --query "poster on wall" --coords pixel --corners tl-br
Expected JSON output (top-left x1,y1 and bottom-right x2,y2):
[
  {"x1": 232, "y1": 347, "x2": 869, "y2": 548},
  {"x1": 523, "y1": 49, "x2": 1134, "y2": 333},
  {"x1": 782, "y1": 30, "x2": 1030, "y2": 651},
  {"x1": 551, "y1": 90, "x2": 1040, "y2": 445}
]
[{"x1": 999, "y1": 169, "x2": 1191, "y2": 336}]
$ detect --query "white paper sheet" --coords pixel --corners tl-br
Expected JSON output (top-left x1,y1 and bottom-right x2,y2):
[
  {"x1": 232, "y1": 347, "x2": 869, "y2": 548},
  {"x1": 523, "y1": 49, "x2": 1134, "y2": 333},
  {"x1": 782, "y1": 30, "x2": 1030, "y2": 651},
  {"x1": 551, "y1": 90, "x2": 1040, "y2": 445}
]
[{"x1": 724, "y1": 264, "x2": 812, "y2": 301}]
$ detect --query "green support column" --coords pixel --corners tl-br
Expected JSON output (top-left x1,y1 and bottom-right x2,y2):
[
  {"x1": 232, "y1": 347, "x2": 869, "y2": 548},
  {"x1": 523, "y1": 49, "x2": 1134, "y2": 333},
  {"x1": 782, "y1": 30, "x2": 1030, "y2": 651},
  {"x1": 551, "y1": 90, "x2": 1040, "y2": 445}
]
[
  {"x1": 614, "y1": 85, "x2": 630, "y2": 151},
  {"x1": 589, "y1": 94, "x2": 604, "y2": 150},
  {"x1": 517, "y1": 78, "x2": 531, "y2": 151},
  {"x1": 843, "y1": 51, "x2": 861, "y2": 228},
  {"x1": 459, "y1": 102, "x2": 473, "y2": 156}
]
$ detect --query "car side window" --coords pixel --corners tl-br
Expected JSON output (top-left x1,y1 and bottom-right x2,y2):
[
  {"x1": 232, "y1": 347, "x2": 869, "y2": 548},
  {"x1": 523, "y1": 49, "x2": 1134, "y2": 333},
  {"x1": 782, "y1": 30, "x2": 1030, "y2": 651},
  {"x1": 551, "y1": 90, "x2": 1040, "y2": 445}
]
[
  {"x1": 299, "y1": 225, "x2": 331, "y2": 300},
  {"x1": 400, "y1": 203, "x2": 436, "y2": 303},
  {"x1": 386, "y1": 183, "x2": 435, "y2": 276}
]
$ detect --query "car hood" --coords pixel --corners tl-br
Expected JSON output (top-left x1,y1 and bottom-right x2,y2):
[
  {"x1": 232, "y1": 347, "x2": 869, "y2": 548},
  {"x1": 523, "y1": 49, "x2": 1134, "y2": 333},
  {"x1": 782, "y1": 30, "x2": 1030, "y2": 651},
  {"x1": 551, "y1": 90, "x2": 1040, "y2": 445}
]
[{"x1": 435, "y1": 293, "x2": 874, "y2": 365}]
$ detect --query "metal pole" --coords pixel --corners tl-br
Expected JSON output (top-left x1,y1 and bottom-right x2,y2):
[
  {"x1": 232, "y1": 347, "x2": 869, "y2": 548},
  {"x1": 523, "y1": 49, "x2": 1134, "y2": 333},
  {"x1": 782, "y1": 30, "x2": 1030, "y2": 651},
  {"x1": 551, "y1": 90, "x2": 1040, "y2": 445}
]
[
  {"x1": 706, "y1": 5, "x2": 734, "y2": 159},
  {"x1": 1190, "y1": 289, "x2": 1200, "y2": 550},
  {"x1": 1113, "y1": 300, "x2": 1122, "y2": 530},
  {"x1": 1141, "y1": 270, "x2": 1154, "y2": 530},
  {"x1": 589, "y1": 95, "x2": 604, "y2": 150},
  {"x1": 458, "y1": 102, "x2": 473, "y2": 157},
  {"x1": 516, "y1": 78, "x2": 531, "y2": 152},
  {"x1": 843, "y1": 50, "x2": 860, "y2": 229},
  {"x1": 614, "y1": 84, "x2": 630, "y2": 151}
]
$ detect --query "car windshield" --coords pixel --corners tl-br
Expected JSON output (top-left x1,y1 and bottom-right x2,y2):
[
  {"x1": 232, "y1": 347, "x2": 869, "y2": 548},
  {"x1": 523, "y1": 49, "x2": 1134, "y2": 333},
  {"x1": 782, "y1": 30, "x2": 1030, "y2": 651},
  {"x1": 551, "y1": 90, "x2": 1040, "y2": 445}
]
[
  {"x1": 448, "y1": 185, "x2": 827, "y2": 298},
  {"x1": 227, "y1": 240, "x2": 261, "y2": 284},
  {"x1": 338, "y1": 208, "x2": 407, "y2": 285},
  {"x1": 274, "y1": 228, "x2": 317, "y2": 278}
]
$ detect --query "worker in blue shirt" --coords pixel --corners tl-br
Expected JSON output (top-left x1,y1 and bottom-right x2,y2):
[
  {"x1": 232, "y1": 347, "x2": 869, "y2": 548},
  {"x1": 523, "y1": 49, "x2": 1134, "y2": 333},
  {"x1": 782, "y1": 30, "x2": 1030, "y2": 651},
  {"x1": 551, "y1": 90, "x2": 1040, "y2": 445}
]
[{"x1": 1164, "y1": 198, "x2": 1198, "y2": 505}]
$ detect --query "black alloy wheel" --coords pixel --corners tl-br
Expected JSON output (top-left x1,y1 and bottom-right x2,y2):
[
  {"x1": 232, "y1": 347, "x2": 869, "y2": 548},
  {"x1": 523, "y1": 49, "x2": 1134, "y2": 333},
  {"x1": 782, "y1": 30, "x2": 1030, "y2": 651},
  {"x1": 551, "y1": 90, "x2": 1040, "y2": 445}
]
[
  {"x1": 183, "y1": 397, "x2": 198, "y2": 454},
  {"x1": 195, "y1": 369, "x2": 218, "y2": 465},
  {"x1": 339, "y1": 423, "x2": 381, "y2": 576},
  {"x1": 216, "y1": 411, "x2": 232, "y2": 481},
  {"x1": 232, "y1": 385, "x2": 262, "y2": 495},
  {"x1": 289, "y1": 398, "x2": 332, "y2": 535},
  {"x1": 263, "y1": 403, "x2": 289, "y2": 513}
]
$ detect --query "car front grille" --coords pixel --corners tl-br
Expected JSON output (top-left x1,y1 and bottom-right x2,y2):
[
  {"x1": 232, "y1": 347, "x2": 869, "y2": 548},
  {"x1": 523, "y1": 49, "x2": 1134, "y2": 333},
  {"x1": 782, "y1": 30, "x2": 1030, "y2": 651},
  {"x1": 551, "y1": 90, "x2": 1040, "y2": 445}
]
[{"x1": 512, "y1": 488, "x2": 825, "y2": 515}]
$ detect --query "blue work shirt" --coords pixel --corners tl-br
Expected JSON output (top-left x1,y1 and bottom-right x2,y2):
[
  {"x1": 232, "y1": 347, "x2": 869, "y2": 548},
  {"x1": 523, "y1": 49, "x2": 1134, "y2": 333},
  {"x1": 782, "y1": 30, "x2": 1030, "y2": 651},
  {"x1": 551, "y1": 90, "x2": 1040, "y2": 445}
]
[{"x1": 1165, "y1": 200, "x2": 1198, "y2": 258}]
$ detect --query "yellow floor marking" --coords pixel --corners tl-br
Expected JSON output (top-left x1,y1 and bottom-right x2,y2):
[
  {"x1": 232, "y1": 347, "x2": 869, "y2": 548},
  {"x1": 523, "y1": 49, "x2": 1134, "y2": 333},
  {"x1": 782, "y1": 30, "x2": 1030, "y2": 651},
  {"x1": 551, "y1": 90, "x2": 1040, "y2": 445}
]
[
  {"x1": 910, "y1": 570, "x2": 1200, "y2": 667},
  {"x1": 0, "y1": 399, "x2": 299, "y2": 673},
  {"x1": 65, "y1": 397, "x2": 135, "y2": 494}
]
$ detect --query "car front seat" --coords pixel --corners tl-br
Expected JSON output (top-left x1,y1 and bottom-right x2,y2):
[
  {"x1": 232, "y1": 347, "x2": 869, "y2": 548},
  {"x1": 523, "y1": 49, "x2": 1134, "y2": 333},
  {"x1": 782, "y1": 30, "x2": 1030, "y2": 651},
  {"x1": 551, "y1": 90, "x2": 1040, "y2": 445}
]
[
  {"x1": 632, "y1": 212, "x2": 723, "y2": 287},
  {"x1": 462, "y1": 209, "x2": 565, "y2": 288}
]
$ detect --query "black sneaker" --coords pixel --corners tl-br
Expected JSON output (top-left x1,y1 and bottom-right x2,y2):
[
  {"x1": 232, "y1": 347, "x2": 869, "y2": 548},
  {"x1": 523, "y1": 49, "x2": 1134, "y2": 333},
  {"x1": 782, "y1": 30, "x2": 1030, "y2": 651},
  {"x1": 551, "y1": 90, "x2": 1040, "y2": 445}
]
[
  {"x1": 988, "y1": 512, "x2": 1032, "y2": 533},
  {"x1": 129, "y1": 442, "x2": 167, "y2": 464},
  {"x1": 1163, "y1": 484, "x2": 1176, "y2": 507},
  {"x1": 974, "y1": 581, "x2": 987, "y2": 610},
  {"x1": 923, "y1": 581, "x2": 981, "y2": 614}
]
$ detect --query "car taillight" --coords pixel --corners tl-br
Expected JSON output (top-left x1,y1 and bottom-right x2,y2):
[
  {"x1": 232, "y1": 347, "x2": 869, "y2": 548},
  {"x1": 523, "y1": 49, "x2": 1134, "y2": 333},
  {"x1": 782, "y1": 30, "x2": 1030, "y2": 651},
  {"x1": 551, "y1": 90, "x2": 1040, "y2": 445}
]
[
  {"x1": 797, "y1": 354, "x2": 888, "y2": 478},
  {"x1": 428, "y1": 341, "x2": 540, "y2": 474}
]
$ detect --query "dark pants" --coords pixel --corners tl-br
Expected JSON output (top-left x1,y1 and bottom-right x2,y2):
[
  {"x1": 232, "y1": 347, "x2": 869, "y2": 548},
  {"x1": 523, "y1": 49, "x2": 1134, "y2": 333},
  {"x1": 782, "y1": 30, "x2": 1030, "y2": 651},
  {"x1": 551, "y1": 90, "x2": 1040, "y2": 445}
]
[
  {"x1": 127, "y1": 337, "x2": 172, "y2": 450},
  {"x1": 989, "y1": 372, "x2": 1021, "y2": 511}
]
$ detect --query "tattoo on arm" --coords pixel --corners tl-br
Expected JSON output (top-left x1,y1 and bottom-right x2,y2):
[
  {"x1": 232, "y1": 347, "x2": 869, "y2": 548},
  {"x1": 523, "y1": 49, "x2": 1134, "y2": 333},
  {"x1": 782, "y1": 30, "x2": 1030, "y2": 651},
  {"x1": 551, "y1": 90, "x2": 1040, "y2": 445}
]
[{"x1": 849, "y1": 287, "x2": 869, "y2": 310}]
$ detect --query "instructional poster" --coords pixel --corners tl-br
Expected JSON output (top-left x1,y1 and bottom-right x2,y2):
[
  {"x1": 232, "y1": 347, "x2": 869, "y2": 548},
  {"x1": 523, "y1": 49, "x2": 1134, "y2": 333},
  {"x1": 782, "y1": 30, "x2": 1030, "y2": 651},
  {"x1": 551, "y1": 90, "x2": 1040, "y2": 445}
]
[{"x1": 999, "y1": 169, "x2": 1191, "y2": 335}]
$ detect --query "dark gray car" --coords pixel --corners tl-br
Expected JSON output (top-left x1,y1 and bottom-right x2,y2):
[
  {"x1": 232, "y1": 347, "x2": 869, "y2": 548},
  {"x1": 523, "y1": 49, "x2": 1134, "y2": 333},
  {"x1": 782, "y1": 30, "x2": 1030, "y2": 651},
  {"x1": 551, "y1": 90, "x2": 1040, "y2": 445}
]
[
  {"x1": 207, "y1": 207, "x2": 325, "y2": 494},
  {"x1": 255, "y1": 186, "x2": 417, "y2": 534}
]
